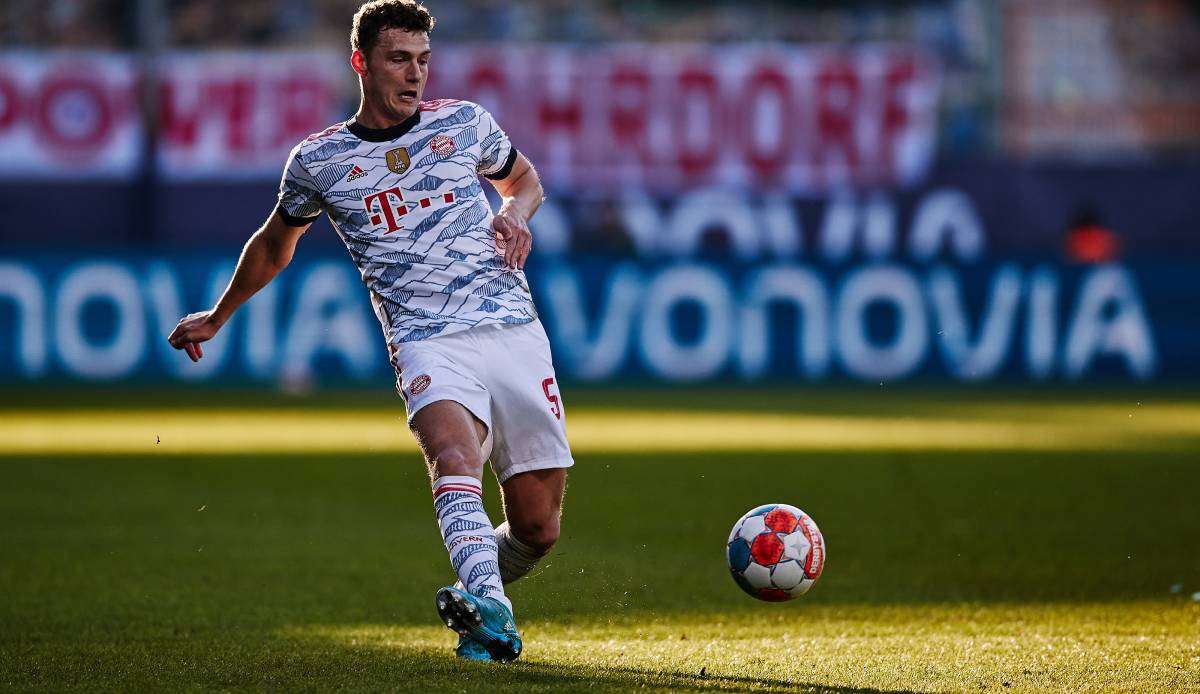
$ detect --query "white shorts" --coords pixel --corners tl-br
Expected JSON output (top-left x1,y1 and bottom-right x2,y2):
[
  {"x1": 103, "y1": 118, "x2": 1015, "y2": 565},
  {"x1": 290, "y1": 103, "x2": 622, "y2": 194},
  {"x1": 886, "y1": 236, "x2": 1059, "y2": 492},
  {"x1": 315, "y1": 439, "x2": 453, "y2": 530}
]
[{"x1": 388, "y1": 319, "x2": 574, "y2": 484}]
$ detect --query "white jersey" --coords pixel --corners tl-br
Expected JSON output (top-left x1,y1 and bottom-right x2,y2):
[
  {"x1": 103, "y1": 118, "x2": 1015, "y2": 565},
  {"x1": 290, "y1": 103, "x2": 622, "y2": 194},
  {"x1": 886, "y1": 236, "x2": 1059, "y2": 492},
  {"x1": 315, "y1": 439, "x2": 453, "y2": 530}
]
[{"x1": 276, "y1": 99, "x2": 536, "y2": 344}]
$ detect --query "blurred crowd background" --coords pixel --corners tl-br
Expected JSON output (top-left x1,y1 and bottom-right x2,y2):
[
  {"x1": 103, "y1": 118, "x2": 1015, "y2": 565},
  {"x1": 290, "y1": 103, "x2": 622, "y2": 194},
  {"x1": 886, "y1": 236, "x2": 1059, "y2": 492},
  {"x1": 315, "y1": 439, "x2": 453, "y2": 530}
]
[
  {"x1": 1, "y1": 0, "x2": 1197, "y2": 386},
  {"x1": 4, "y1": 0, "x2": 1199, "y2": 158}
]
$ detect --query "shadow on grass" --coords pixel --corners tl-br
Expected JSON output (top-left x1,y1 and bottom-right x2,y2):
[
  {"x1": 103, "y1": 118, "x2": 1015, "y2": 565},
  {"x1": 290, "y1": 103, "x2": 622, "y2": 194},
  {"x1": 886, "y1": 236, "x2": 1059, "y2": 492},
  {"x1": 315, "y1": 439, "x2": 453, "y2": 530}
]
[
  {"x1": 491, "y1": 659, "x2": 908, "y2": 693},
  {"x1": 275, "y1": 631, "x2": 917, "y2": 693},
  {"x1": 2, "y1": 447, "x2": 1199, "y2": 625},
  {"x1": 0, "y1": 631, "x2": 913, "y2": 693}
]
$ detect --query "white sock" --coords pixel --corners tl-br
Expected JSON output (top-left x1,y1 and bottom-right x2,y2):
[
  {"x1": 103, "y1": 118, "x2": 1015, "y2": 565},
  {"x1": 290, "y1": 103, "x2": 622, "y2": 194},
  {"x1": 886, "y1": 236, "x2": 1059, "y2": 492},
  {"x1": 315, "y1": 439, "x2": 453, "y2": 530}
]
[
  {"x1": 432, "y1": 476, "x2": 511, "y2": 614},
  {"x1": 496, "y1": 521, "x2": 549, "y2": 584}
]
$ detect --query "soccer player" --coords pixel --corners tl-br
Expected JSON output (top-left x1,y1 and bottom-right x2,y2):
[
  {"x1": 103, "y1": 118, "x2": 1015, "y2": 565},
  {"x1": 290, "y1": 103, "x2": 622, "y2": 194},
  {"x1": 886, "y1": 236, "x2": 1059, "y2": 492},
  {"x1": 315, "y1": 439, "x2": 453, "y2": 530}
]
[{"x1": 166, "y1": 0, "x2": 571, "y2": 663}]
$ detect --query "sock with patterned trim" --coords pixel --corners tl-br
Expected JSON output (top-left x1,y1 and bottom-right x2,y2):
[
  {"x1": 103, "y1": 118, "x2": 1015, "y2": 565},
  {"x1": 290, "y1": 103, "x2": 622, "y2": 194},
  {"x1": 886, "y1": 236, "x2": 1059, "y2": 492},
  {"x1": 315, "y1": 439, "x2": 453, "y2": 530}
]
[
  {"x1": 432, "y1": 475, "x2": 511, "y2": 614},
  {"x1": 495, "y1": 521, "x2": 549, "y2": 584}
]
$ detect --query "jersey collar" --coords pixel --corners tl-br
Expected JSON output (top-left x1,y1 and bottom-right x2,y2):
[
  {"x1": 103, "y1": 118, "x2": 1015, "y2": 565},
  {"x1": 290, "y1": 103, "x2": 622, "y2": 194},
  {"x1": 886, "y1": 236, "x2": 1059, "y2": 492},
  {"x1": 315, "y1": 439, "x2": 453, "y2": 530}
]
[{"x1": 348, "y1": 110, "x2": 421, "y2": 142}]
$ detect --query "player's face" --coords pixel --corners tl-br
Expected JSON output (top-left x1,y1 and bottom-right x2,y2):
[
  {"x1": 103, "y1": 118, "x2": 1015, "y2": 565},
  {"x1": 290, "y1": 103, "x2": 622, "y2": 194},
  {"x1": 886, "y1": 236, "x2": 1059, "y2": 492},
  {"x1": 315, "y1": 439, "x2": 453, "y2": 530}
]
[{"x1": 361, "y1": 29, "x2": 430, "y2": 121}]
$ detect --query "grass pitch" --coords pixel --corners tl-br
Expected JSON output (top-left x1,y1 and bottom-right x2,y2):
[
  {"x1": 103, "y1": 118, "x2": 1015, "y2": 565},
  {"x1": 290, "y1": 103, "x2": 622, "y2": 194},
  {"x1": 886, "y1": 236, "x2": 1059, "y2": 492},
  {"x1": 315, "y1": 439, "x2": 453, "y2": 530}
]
[{"x1": 1, "y1": 387, "x2": 1198, "y2": 692}]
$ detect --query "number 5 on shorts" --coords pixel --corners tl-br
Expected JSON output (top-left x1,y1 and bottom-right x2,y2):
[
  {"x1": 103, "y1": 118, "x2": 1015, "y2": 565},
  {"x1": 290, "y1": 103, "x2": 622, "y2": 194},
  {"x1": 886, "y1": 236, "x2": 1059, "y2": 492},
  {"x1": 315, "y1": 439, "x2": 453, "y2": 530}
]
[{"x1": 542, "y1": 377, "x2": 561, "y2": 420}]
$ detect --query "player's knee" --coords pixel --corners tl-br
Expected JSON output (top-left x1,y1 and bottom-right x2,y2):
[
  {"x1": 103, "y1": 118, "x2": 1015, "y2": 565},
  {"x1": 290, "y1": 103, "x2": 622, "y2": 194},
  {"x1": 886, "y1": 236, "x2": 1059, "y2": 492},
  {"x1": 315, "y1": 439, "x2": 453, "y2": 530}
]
[
  {"x1": 514, "y1": 515, "x2": 559, "y2": 554},
  {"x1": 428, "y1": 443, "x2": 483, "y2": 477}
]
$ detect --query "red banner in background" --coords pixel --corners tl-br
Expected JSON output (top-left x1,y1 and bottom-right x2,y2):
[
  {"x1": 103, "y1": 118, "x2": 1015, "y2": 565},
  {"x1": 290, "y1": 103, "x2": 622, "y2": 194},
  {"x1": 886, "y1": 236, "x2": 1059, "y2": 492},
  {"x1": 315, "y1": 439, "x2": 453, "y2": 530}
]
[
  {"x1": 0, "y1": 47, "x2": 940, "y2": 191},
  {"x1": 0, "y1": 52, "x2": 141, "y2": 179},
  {"x1": 0, "y1": 51, "x2": 350, "y2": 180},
  {"x1": 430, "y1": 45, "x2": 941, "y2": 192},
  {"x1": 156, "y1": 51, "x2": 349, "y2": 179}
]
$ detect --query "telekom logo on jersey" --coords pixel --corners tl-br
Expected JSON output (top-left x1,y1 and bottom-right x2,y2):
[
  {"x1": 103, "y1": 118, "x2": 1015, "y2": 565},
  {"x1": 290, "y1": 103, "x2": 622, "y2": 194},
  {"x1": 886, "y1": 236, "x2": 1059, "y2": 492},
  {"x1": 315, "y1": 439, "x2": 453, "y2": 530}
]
[{"x1": 362, "y1": 187, "x2": 457, "y2": 234}]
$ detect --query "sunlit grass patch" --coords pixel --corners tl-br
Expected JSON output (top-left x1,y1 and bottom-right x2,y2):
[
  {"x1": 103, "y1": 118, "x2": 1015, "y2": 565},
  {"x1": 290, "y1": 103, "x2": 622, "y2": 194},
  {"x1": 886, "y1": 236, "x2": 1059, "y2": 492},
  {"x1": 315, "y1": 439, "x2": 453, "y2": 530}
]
[
  {"x1": 285, "y1": 603, "x2": 1200, "y2": 692},
  {"x1": 3, "y1": 394, "x2": 1198, "y2": 455}
]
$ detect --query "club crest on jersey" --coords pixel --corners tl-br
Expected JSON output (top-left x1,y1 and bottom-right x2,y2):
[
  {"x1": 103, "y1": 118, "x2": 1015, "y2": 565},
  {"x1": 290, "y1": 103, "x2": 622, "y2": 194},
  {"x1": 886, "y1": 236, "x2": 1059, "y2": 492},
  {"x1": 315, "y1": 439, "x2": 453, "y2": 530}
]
[
  {"x1": 430, "y1": 135, "x2": 456, "y2": 157},
  {"x1": 385, "y1": 147, "x2": 410, "y2": 175},
  {"x1": 409, "y1": 374, "x2": 431, "y2": 395}
]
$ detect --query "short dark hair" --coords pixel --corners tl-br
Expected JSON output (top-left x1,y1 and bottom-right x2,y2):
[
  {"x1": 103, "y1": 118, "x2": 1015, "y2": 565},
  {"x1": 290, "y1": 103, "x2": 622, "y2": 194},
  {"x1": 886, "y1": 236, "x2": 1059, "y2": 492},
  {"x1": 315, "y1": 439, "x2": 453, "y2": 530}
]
[{"x1": 351, "y1": 0, "x2": 435, "y2": 56}]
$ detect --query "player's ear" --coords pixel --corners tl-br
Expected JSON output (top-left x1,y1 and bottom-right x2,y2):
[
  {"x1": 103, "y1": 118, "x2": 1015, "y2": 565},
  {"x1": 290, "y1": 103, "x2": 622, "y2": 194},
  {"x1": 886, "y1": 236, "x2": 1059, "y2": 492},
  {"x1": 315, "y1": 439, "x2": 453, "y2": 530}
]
[{"x1": 351, "y1": 49, "x2": 368, "y2": 77}]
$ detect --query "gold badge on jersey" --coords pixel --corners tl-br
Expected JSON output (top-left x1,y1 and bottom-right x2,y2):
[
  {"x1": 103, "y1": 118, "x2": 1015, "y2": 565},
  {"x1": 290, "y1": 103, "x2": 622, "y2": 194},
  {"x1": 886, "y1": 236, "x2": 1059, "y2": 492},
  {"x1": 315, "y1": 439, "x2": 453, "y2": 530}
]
[{"x1": 385, "y1": 147, "x2": 410, "y2": 175}]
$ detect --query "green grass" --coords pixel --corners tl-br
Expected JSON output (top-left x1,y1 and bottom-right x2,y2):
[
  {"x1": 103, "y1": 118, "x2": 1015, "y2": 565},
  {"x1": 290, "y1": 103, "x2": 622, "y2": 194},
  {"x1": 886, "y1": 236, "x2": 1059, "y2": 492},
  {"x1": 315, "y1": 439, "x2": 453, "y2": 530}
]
[{"x1": 1, "y1": 387, "x2": 1198, "y2": 691}]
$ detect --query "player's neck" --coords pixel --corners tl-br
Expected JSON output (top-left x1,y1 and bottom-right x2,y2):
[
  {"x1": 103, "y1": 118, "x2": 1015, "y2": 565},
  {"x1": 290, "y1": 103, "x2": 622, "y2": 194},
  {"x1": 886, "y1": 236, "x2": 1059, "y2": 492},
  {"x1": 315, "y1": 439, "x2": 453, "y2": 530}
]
[{"x1": 355, "y1": 100, "x2": 417, "y2": 130}]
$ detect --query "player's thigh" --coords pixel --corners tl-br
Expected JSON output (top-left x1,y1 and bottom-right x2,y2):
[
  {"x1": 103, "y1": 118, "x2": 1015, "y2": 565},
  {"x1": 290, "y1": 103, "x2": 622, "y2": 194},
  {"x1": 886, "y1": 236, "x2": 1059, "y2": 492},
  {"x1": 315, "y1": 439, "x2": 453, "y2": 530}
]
[
  {"x1": 480, "y1": 321, "x2": 574, "y2": 481},
  {"x1": 500, "y1": 468, "x2": 567, "y2": 543},
  {"x1": 411, "y1": 400, "x2": 490, "y2": 477},
  {"x1": 389, "y1": 334, "x2": 493, "y2": 476}
]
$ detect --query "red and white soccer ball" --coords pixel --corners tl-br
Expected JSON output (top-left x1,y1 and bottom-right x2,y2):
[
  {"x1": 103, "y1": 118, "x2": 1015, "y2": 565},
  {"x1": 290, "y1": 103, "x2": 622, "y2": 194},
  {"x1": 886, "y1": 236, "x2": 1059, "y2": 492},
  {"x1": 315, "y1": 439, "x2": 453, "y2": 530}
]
[{"x1": 727, "y1": 503, "x2": 825, "y2": 602}]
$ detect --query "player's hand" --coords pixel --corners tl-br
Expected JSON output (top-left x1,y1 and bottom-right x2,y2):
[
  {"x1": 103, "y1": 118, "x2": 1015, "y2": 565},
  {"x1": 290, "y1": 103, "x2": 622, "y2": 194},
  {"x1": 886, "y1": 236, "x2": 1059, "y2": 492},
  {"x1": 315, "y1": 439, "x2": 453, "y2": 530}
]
[
  {"x1": 492, "y1": 203, "x2": 532, "y2": 270},
  {"x1": 167, "y1": 310, "x2": 222, "y2": 362}
]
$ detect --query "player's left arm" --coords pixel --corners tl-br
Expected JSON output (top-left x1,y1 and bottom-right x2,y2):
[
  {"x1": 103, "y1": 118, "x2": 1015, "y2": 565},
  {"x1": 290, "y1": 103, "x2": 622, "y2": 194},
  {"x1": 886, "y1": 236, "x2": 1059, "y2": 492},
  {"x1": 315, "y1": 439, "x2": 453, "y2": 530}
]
[{"x1": 486, "y1": 152, "x2": 543, "y2": 270}]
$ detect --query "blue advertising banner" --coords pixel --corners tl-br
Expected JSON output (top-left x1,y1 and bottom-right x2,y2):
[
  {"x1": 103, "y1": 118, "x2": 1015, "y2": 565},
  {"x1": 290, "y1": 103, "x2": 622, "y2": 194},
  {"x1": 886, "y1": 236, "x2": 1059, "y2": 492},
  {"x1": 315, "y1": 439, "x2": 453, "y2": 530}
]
[{"x1": 0, "y1": 255, "x2": 1191, "y2": 384}]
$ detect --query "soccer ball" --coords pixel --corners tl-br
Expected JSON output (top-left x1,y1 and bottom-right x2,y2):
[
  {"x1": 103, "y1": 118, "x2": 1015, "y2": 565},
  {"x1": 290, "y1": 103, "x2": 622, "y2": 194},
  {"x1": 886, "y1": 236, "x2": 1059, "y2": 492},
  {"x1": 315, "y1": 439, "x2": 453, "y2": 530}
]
[{"x1": 727, "y1": 503, "x2": 825, "y2": 602}]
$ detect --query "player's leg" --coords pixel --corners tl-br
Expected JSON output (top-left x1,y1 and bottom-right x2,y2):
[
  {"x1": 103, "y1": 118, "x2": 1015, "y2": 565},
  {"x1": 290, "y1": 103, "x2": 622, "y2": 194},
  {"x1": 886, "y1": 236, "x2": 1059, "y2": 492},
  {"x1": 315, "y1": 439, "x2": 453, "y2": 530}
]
[
  {"x1": 496, "y1": 467, "x2": 566, "y2": 584},
  {"x1": 474, "y1": 319, "x2": 574, "y2": 585},
  {"x1": 411, "y1": 398, "x2": 489, "y2": 479},
  {"x1": 413, "y1": 400, "x2": 508, "y2": 611},
  {"x1": 412, "y1": 400, "x2": 521, "y2": 661},
  {"x1": 389, "y1": 337, "x2": 519, "y2": 660}
]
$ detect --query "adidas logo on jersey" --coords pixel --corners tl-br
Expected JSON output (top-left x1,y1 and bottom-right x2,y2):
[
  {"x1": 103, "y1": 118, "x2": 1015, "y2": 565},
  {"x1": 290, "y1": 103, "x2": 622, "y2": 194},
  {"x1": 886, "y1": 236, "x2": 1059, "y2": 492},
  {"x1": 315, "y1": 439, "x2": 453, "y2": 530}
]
[{"x1": 346, "y1": 165, "x2": 368, "y2": 181}]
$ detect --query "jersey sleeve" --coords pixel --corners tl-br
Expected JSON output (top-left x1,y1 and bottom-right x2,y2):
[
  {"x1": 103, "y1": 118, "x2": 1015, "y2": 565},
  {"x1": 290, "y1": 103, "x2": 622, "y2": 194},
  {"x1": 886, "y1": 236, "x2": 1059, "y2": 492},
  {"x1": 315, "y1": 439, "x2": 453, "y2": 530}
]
[
  {"x1": 475, "y1": 105, "x2": 519, "y2": 180},
  {"x1": 275, "y1": 144, "x2": 324, "y2": 226}
]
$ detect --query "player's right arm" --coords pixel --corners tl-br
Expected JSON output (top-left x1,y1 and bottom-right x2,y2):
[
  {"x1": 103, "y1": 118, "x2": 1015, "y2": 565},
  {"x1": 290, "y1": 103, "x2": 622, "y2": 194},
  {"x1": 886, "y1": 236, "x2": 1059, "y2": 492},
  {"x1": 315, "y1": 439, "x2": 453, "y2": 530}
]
[
  {"x1": 169, "y1": 141, "x2": 322, "y2": 362},
  {"x1": 167, "y1": 212, "x2": 310, "y2": 362}
]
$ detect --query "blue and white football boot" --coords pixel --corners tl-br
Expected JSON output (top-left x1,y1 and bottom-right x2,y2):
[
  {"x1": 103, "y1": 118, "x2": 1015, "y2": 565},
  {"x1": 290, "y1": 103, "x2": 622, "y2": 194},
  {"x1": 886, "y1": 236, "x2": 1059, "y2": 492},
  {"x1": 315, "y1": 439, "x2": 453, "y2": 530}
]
[{"x1": 435, "y1": 585, "x2": 522, "y2": 662}]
